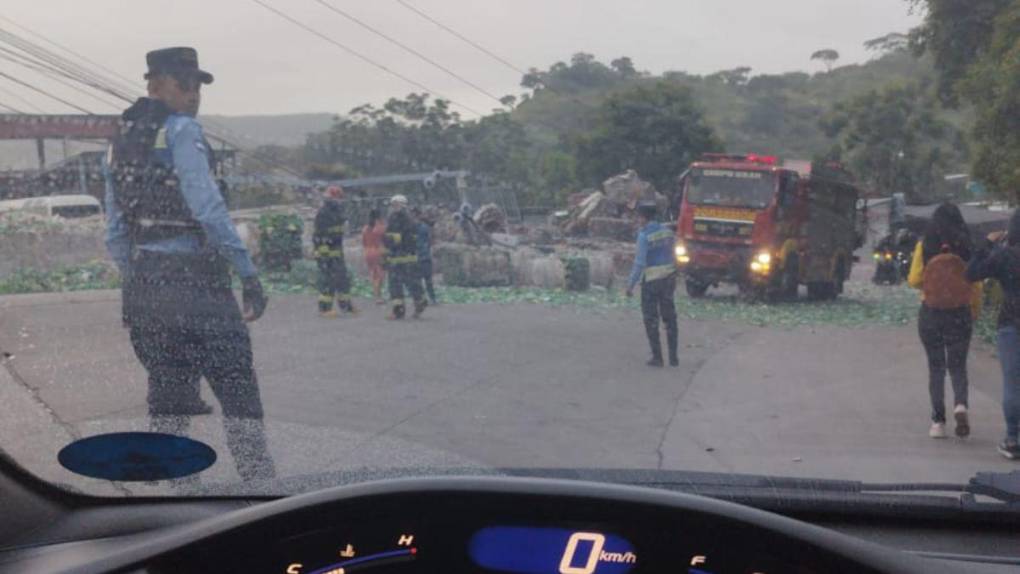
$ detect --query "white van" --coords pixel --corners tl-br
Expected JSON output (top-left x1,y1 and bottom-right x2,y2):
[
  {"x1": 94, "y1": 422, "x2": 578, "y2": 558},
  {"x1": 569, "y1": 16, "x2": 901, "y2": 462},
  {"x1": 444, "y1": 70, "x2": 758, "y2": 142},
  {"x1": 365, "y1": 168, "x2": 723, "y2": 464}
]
[{"x1": 17, "y1": 195, "x2": 103, "y2": 219}]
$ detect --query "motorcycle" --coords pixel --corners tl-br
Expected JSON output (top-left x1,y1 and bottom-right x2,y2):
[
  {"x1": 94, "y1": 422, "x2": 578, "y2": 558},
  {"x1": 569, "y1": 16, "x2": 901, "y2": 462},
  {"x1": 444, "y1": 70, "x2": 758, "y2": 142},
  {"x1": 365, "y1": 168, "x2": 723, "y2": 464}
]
[{"x1": 872, "y1": 248, "x2": 911, "y2": 285}]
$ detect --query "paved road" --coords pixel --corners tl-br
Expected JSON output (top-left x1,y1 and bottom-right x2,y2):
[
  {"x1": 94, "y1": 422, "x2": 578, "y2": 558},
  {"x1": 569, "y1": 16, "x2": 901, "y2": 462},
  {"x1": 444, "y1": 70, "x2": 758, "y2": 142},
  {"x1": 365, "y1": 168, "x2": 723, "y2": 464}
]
[{"x1": 0, "y1": 284, "x2": 1016, "y2": 496}]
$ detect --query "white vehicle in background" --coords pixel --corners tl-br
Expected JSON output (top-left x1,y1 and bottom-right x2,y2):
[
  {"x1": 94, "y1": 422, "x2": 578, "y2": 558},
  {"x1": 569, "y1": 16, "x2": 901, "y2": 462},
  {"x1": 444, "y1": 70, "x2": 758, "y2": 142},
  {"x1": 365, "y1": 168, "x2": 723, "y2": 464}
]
[{"x1": 0, "y1": 194, "x2": 102, "y2": 219}]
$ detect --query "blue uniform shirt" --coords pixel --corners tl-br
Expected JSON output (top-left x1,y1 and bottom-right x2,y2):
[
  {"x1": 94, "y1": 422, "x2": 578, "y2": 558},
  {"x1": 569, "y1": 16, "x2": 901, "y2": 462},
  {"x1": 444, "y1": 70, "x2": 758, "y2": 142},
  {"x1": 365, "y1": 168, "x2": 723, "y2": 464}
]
[
  {"x1": 628, "y1": 221, "x2": 676, "y2": 290},
  {"x1": 104, "y1": 113, "x2": 257, "y2": 278},
  {"x1": 416, "y1": 221, "x2": 432, "y2": 263}
]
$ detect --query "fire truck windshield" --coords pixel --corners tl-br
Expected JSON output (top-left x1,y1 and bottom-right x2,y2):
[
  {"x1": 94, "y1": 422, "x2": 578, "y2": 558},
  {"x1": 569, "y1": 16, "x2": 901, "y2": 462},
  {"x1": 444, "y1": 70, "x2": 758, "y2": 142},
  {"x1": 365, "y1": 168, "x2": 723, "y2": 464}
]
[{"x1": 687, "y1": 168, "x2": 777, "y2": 209}]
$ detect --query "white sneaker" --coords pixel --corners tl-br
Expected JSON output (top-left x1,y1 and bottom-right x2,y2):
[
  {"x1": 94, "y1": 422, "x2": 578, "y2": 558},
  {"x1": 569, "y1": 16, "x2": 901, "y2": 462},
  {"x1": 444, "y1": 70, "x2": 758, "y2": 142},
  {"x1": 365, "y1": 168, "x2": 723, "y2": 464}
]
[
  {"x1": 929, "y1": 422, "x2": 947, "y2": 439},
  {"x1": 953, "y1": 404, "x2": 970, "y2": 438}
]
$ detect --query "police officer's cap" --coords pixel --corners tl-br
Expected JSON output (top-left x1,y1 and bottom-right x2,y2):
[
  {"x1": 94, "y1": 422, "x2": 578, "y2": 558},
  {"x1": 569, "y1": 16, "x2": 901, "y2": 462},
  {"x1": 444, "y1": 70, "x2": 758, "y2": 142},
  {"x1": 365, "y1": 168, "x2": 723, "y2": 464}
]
[
  {"x1": 637, "y1": 201, "x2": 658, "y2": 219},
  {"x1": 145, "y1": 47, "x2": 214, "y2": 85}
]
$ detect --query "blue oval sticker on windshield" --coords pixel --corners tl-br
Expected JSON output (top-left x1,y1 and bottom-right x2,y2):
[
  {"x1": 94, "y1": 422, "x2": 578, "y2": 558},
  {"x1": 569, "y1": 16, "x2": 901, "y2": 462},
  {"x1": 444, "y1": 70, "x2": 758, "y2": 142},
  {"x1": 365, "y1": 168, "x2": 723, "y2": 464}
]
[{"x1": 58, "y1": 432, "x2": 216, "y2": 482}]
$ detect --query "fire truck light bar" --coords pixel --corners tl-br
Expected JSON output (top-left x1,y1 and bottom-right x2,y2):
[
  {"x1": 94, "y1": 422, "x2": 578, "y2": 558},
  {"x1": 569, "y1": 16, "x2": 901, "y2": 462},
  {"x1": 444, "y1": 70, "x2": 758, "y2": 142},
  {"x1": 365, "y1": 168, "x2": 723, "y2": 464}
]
[{"x1": 701, "y1": 153, "x2": 778, "y2": 165}]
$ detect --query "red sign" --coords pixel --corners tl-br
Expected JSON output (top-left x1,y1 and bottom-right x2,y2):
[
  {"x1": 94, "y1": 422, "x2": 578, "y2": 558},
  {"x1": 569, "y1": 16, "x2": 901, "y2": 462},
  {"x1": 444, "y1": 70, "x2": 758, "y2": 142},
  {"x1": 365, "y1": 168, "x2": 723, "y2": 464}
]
[{"x1": 0, "y1": 114, "x2": 119, "y2": 140}]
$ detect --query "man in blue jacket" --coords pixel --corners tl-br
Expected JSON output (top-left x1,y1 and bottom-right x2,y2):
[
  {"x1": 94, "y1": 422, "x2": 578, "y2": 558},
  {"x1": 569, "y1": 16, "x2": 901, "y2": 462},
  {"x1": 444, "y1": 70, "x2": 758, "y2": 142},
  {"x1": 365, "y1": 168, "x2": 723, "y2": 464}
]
[
  {"x1": 966, "y1": 212, "x2": 1020, "y2": 460},
  {"x1": 626, "y1": 202, "x2": 679, "y2": 367},
  {"x1": 105, "y1": 47, "x2": 274, "y2": 480},
  {"x1": 412, "y1": 206, "x2": 438, "y2": 305}
]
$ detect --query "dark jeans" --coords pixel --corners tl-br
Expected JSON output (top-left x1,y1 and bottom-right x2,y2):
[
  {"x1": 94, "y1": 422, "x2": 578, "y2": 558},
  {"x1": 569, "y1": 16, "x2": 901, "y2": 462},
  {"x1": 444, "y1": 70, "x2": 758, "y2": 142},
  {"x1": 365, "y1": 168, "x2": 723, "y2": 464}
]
[
  {"x1": 388, "y1": 262, "x2": 425, "y2": 316},
  {"x1": 316, "y1": 256, "x2": 352, "y2": 311},
  {"x1": 918, "y1": 305, "x2": 972, "y2": 423},
  {"x1": 124, "y1": 251, "x2": 275, "y2": 481},
  {"x1": 419, "y1": 259, "x2": 437, "y2": 303},
  {"x1": 996, "y1": 326, "x2": 1020, "y2": 441},
  {"x1": 641, "y1": 275, "x2": 678, "y2": 361}
]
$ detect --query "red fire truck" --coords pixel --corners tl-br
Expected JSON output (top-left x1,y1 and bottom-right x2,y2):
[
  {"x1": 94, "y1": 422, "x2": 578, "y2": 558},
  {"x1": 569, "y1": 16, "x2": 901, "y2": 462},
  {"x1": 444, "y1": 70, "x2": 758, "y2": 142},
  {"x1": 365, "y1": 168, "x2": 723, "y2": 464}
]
[{"x1": 674, "y1": 153, "x2": 861, "y2": 300}]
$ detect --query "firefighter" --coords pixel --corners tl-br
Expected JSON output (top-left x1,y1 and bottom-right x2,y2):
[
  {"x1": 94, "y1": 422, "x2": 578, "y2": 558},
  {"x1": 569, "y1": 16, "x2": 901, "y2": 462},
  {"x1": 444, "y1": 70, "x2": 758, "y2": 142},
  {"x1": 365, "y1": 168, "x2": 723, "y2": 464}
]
[
  {"x1": 314, "y1": 185, "x2": 356, "y2": 318},
  {"x1": 104, "y1": 47, "x2": 274, "y2": 481},
  {"x1": 626, "y1": 202, "x2": 679, "y2": 368},
  {"x1": 383, "y1": 195, "x2": 426, "y2": 319}
]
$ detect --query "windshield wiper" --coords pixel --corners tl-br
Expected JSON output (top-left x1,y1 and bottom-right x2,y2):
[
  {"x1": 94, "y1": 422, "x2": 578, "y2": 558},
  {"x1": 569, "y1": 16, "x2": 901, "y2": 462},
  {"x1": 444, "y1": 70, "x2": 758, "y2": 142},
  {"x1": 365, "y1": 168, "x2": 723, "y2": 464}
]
[{"x1": 497, "y1": 468, "x2": 1020, "y2": 519}]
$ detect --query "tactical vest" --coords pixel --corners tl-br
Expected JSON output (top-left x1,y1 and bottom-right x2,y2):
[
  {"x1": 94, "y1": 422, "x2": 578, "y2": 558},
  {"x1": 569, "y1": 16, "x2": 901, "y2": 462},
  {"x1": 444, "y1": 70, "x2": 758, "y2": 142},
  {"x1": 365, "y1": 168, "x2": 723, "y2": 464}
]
[{"x1": 109, "y1": 99, "x2": 204, "y2": 244}]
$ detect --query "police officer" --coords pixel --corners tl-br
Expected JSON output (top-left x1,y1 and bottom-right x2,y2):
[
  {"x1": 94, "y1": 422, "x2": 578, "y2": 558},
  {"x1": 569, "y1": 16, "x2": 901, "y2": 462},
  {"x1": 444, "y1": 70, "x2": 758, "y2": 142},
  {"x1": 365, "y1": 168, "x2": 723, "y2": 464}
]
[
  {"x1": 383, "y1": 195, "x2": 427, "y2": 319},
  {"x1": 314, "y1": 185, "x2": 356, "y2": 317},
  {"x1": 105, "y1": 47, "x2": 274, "y2": 481},
  {"x1": 626, "y1": 202, "x2": 679, "y2": 367}
]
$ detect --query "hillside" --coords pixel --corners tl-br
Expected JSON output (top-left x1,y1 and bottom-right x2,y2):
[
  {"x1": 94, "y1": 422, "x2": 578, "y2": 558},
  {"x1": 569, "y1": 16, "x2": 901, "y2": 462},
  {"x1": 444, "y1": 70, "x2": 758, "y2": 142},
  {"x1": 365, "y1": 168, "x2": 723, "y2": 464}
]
[
  {"x1": 512, "y1": 50, "x2": 961, "y2": 162},
  {"x1": 201, "y1": 113, "x2": 335, "y2": 148}
]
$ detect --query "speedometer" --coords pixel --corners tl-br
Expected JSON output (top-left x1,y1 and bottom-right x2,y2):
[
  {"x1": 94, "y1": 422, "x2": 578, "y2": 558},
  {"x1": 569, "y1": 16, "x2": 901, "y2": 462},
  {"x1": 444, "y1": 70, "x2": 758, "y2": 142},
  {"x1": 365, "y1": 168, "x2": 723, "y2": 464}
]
[{"x1": 470, "y1": 527, "x2": 637, "y2": 574}]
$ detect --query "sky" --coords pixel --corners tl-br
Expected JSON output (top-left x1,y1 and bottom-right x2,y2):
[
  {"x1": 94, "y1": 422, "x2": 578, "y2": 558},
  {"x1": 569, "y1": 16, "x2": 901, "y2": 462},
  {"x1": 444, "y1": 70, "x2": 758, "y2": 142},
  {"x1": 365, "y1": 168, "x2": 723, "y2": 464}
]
[{"x1": 2, "y1": 0, "x2": 923, "y2": 118}]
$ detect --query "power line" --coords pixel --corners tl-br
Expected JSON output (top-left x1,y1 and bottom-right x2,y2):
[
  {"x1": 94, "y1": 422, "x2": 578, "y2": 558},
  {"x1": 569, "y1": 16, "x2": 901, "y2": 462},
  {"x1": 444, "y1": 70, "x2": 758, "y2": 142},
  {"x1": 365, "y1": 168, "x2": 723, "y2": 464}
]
[
  {"x1": 0, "y1": 48, "x2": 125, "y2": 110},
  {"x1": 0, "y1": 82, "x2": 45, "y2": 113},
  {"x1": 0, "y1": 69, "x2": 92, "y2": 113},
  {"x1": 393, "y1": 0, "x2": 527, "y2": 77},
  {"x1": 248, "y1": 0, "x2": 483, "y2": 117},
  {"x1": 0, "y1": 28, "x2": 135, "y2": 102},
  {"x1": 0, "y1": 100, "x2": 23, "y2": 113},
  {"x1": 0, "y1": 13, "x2": 140, "y2": 97},
  {"x1": 310, "y1": 0, "x2": 506, "y2": 106},
  {"x1": 0, "y1": 24, "x2": 309, "y2": 180}
]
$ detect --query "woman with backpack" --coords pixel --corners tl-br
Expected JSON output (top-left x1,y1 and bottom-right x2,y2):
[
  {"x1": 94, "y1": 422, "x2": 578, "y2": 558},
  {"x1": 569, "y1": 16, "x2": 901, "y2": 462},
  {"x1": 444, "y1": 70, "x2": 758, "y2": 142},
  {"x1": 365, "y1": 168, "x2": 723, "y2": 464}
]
[
  {"x1": 966, "y1": 210, "x2": 1020, "y2": 459},
  {"x1": 908, "y1": 202, "x2": 983, "y2": 439}
]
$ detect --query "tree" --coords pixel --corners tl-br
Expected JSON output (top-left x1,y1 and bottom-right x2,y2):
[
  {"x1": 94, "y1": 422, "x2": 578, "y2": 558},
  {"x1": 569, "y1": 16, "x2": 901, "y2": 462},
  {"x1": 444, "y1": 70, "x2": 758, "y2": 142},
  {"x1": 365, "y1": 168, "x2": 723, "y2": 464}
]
[
  {"x1": 538, "y1": 150, "x2": 579, "y2": 204},
  {"x1": 820, "y1": 83, "x2": 961, "y2": 202},
  {"x1": 573, "y1": 81, "x2": 721, "y2": 190},
  {"x1": 912, "y1": 0, "x2": 1018, "y2": 197},
  {"x1": 810, "y1": 49, "x2": 840, "y2": 72},
  {"x1": 610, "y1": 56, "x2": 638, "y2": 78},
  {"x1": 707, "y1": 66, "x2": 752, "y2": 87},
  {"x1": 909, "y1": 0, "x2": 1010, "y2": 105},
  {"x1": 864, "y1": 32, "x2": 910, "y2": 54},
  {"x1": 959, "y1": 3, "x2": 1020, "y2": 199}
]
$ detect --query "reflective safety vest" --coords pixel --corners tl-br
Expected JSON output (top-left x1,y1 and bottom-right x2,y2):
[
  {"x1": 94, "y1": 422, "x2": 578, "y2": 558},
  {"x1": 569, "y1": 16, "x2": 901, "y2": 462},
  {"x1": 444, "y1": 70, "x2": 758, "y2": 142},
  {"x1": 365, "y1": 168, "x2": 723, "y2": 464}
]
[
  {"x1": 383, "y1": 211, "x2": 419, "y2": 265},
  {"x1": 313, "y1": 199, "x2": 347, "y2": 258},
  {"x1": 641, "y1": 223, "x2": 676, "y2": 283}
]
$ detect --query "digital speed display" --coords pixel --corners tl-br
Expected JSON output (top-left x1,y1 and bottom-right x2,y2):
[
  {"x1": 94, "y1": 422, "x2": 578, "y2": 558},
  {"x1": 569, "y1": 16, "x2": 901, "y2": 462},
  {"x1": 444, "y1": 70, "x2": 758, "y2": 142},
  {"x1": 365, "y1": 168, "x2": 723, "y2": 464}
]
[{"x1": 469, "y1": 527, "x2": 637, "y2": 574}]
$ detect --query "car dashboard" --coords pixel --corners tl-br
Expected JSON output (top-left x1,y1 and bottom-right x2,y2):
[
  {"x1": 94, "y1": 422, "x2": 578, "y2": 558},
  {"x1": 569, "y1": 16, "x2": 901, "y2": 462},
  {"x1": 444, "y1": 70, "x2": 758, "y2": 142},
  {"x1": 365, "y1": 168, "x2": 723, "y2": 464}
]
[{"x1": 0, "y1": 477, "x2": 1014, "y2": 574}]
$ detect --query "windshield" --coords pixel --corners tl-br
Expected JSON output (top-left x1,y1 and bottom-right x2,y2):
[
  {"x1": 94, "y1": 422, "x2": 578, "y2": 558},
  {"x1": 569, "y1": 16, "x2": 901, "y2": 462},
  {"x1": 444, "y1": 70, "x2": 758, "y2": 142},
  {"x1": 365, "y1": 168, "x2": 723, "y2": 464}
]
[
  {"x1": 2, "y1": 0, "x2": 1018, "y2": 503},
  {"x1": 686, "y1": 169, "x2": 776, "y2": 209}
]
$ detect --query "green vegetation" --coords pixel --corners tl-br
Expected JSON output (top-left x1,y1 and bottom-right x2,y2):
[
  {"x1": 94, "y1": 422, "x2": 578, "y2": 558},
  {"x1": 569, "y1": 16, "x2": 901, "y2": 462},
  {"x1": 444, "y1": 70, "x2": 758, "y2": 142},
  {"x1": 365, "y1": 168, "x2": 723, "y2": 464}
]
[
  {"x1": 911, "y1": 0, "x2": 1020, "y2": 199},
  {"x1": 572, "y1": 82, "x2": 721, "y2": 191},
  {"x1": 820, "y1": 82, "x2": 966, "y2": 201},
  {"x1": 0, "y1": 261, "x2": 120, "y2": 295},
  {"x1": 257, "y1": 213, "x2": 304, "y2": 271},
  {"x1": 0, "y1": 259, "x2": 932, "y2": 334},
  {"x1": 272, "y1": 45, "x2": 972, "y2": 208}
]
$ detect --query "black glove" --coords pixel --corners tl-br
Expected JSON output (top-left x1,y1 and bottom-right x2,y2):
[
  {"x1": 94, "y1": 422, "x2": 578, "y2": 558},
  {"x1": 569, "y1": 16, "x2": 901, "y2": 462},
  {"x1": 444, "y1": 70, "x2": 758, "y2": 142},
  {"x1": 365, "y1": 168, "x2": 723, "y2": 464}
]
[{"x1": 242, "y1": 276, "x2": 268, "y2": 321}]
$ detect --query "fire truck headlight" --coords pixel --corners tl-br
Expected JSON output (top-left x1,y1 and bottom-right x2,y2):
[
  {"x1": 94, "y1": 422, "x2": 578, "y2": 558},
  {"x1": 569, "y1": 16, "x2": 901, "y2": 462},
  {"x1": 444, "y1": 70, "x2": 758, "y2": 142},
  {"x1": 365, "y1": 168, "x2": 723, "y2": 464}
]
[
  {"x1": 675, "y1": 244, "x2": 690, "y2": 265},
  {"x1": 750, "y1": 252, "x2": 772, "y2": 274}
]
